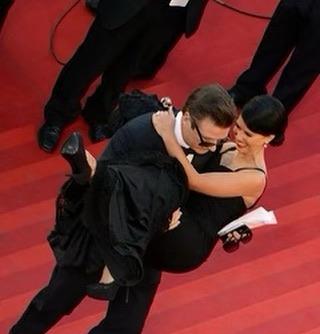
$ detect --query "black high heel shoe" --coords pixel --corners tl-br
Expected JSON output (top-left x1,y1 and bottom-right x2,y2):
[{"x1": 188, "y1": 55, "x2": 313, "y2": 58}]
[
  {"x1": 86, "y1": 282, "x2": 120, "y2": 301},
  {"x1": 60, "y1": 132, "x2": 91, "y2": 185}
]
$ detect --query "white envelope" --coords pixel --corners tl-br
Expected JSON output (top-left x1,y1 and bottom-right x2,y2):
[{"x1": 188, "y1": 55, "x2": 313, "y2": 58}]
[
  {"x1": 217, "y1": 207, "x2": 278, "y2": 236},
  {"x1": 169, "y1": 0, "x2": 190, "y2": 7}
]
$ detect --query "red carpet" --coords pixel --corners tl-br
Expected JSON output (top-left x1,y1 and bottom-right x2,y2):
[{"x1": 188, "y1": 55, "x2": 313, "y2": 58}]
[{"x1": 0, "y1": 1, "x2": 319, "y2": 333}]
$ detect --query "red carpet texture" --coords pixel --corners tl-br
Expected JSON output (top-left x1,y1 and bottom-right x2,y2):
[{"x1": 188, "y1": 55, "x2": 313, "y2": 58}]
[{"x1": 0, "y1": 1, "x2": 319, "y2": 333}]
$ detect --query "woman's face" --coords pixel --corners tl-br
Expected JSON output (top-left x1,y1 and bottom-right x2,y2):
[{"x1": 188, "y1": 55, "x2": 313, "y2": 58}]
[{"x1": 231, "y1": 115, "x2": 273, "y2": 152}]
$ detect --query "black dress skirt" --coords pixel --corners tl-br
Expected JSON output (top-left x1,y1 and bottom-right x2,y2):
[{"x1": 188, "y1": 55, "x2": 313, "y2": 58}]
[
  {"x1": 146, "y1": 165, "x2": 247, "y2": 273},
  {"x1": 48, "y1": 151, "x2": 188, "y2": 286}
]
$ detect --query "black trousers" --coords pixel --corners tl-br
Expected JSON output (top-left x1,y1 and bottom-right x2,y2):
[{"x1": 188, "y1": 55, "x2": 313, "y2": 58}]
[
  {"x1": 10, "y1": 266, "x2": 101, "y2": 334},
  {"x1": 10, "y1": 178, "x2": 162, "y2": 334},
  {"x1": 88, "y1": 268, "x2": 160, "y2": 334},
  {"x1": 44, "y1": 1, "x2": 186, "y2": 127},
  {"x1": 234, "y1": 0, "x2": 320, "y2": 113},
  {"x1": 0, "y1": 0, "x2": 13, "y2": 31},
  {"x1": 10, "y1": 265, "x2": 160, "y2": 334}
]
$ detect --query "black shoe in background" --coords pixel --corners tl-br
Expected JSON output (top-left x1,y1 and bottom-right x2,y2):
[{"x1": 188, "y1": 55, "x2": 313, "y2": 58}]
[
  {"x1": 37, "y1": 122, "x2": 63, "y2": 153},
  {"x1": 88, "y1": 124, "x2": 110, "y2": 143},
  {"x1": 88, "y1": 108, "x2": 124, "y2": 143}
]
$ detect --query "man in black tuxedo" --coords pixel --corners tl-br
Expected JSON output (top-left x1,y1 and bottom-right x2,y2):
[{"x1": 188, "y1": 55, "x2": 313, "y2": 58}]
[
  {"x1": 11, "y1": 84, "x2": 236, "y2": 334},
  {"x1": 38, "y1": 0, "x2": 209, "y2": 152},
  {"x1": 229, "y1": 0, "x2": 320, "y2": 114}
]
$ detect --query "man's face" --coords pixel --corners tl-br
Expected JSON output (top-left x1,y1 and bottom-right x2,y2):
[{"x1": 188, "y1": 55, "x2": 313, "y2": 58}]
[{"x1": 181, "y1": 112, "x2": 230, "y2": 154}]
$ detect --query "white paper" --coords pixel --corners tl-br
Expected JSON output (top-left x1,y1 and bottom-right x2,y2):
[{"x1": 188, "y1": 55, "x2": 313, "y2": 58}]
[
  {"x1": 169, "y1": 0, "x2": 190, "y2": 7},
  {"x1": 217, "y1": 207, "x2": 277, "y2": 236}
]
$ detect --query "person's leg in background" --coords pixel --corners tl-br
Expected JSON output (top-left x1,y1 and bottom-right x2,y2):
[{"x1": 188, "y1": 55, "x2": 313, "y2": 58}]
[
  {"x1": 272, "y1": 0, "x2": 320, "y2": 114},
  {"x1": 81, "y1": 51, "x2": 135, "y2": 142},
  {"x1": 10, "y1": 176, "x2": 101, "y2": 334},
  {"x1": 38, "y1": 9, "x2": 150, "y2": 153},
  {"x1": 229, "y1": 0, "x2": 304, "y2": 107},
  {"x1": 0, "y1": 0, "x2": 14, "y2": 31},
  {"x1": 81, "y1": 1, "x2": 186, "y2": 143}
]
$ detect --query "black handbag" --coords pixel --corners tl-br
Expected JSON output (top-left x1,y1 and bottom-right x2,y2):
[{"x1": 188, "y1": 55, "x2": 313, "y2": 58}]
[{"x1": 104, "y1": 89, "x2": 177, "y2": 137}]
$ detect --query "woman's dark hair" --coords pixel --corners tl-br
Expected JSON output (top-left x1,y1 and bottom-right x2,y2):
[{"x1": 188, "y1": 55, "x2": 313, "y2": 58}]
[{"x1": 241, "y1": 95, "x2": 288, "y2": 146}]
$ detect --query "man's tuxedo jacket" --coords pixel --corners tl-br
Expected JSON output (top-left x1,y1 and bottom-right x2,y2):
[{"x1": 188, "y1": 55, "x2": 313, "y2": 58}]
[{"x1": 97, "y1": 0, "x2": 208, "y2": 37}]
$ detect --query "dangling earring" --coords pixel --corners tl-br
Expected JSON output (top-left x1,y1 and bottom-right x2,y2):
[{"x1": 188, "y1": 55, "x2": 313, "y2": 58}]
[{"x1": 264, "y1": 143, "x2": 268, "y2": 148}]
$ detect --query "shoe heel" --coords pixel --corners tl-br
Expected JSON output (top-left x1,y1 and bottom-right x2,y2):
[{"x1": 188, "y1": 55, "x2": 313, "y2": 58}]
[
  {"x1": 87, "y1": 282, "x2": 119, "y2": 301},
  {"x1": 60, "y1": 132, "x2": 91, "y2": 184}
]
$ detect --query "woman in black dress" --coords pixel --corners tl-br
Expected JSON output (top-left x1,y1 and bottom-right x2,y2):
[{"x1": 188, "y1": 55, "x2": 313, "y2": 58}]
[{"x1": 130, "y1": 94, "x2": 288, "y2": 273}]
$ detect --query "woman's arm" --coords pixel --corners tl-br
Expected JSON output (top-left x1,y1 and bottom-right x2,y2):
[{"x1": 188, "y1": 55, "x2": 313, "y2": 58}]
[{"x1": 152, "y1": 111, "x2": 266, "y2": 198}]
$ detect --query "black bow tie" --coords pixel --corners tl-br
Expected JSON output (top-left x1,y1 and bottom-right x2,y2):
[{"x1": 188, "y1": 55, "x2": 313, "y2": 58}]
[{"x1": 183, "y1": 147, "x2": 195, "y2": 155}]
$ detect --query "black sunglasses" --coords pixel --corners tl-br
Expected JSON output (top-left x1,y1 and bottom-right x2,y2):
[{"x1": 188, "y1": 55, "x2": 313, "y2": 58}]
[{"x1": 191, "y1": 117, "x2": 229, "y2": 148}]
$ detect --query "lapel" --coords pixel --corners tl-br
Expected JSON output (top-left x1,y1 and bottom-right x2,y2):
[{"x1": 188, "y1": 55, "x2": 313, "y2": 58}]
[{"x1": 185, "y1": 0, "x2": 208, "y2": 37}]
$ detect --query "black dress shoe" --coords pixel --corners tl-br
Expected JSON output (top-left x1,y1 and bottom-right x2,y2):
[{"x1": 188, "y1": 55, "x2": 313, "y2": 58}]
[
  {"x1": 60, "y1": 132, "x2": 91, "y2": 184},
  {"x1": 87, "y1": 282, "x2": 120, "y2": 301},
  {"x1": 88, "y1": 124, "x2": 111, "y2": 143},
  {"x1": 38, "y1": 123, "x2": 63, "y2": 152}
]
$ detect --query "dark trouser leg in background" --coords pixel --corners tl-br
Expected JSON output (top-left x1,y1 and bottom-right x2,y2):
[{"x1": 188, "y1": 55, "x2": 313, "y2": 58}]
[
  {"x1": 0, "y1": 0, "x2": 14, "y2": 31},
  {"x1": 273, "y1": 0, "x2": 320, "y2": 113},
  {"x1": 39, "y1": 1, "x2": 186, "y2": 152},
  {"x1": 10, "y1": 178, "x2": 101, "y2": 334},
  {"x1": 82, "y1": 52, "x2": 134, "y2": 142},
  {"x1": 10, "y1": 266, "x2": 101, "y2": 334},
  {"x1": 44, "y1": 16, "x2": 147, "y2": 127},
  {"x1": 230, "y1": 0, "x2": 304, "y2": 105},
  {"x1": 82, "y1": 3, "x2": 186, "y2": 142},
  {"x1": 38, "y1": 12, "x2": 148, "y2": 152}
]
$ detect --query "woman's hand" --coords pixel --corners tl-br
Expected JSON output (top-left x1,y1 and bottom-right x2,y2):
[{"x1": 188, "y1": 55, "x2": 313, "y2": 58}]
[
  {"x1": 160, "y1": 96, "x2": 173, "y2": 110},
  {"x1": 167, "y1": 208, "x2": 182, "y2": 231},
  {"x1": 152, "y1": 109, "x2": 176, "y2": 139}
]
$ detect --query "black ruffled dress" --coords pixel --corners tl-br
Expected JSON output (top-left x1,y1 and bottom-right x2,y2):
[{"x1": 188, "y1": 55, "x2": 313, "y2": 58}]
[{"x1": 48, "y1": 151, "x2": 188, "y2": 286}]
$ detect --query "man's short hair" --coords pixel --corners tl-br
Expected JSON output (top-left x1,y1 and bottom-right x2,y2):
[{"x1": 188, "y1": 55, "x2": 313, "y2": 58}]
[{"x1": 182, "y1": 84, "x2": 237, "y2": 127}]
